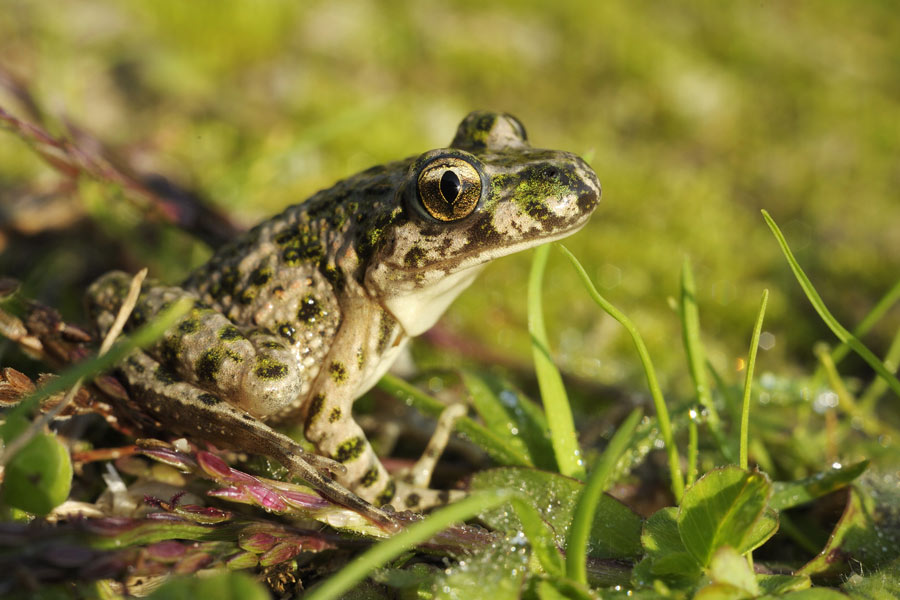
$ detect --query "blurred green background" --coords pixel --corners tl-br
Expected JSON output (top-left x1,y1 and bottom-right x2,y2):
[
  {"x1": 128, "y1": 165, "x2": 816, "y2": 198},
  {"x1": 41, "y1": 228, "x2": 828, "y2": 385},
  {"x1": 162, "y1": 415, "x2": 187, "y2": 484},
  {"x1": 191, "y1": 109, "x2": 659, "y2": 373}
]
[{"x1": 2, "y1": 0, "x2": 898, "y2": 397}]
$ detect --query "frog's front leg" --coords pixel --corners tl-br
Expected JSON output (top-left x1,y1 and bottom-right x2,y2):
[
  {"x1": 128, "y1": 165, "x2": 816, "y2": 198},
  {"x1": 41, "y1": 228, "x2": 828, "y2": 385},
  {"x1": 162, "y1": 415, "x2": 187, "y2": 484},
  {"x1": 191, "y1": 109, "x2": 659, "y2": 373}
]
[{"x1": 302, "y1": 303, "x2": 463, "y2": 510}]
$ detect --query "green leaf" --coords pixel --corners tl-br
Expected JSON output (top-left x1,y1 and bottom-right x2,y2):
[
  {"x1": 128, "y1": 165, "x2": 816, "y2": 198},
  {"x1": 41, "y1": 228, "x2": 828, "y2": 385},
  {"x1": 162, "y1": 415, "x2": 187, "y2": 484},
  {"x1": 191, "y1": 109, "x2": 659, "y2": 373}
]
[
  {"x1": 461, "y1": 369, "x2": 556, "y2": 471},
  {"x1": 433, "y1": 543, "x2": 527, "y2": 600},
  {"x1": 758, "y1": 574, "x2": 811, "y2": 595},
  {"x1": 633, "y1": 507, "x2": 702, "y2": 590},
  {"x1": 147, "y1": 571, "x2": 269, "y2": 600},
  {"x1": 771, "y1": 461, "x2": 869, "y2": 511},
  {"x1": 509, "y1": 497, "x2": 566, "y2": 577},
  {"x1": 1, "y1": 432, "x2": 72, "y2": 515},
  {"x1": 677, "y1": 467, "x2": 773, "y2": 567},
  {"x1": 762, "y1": 589, "x2": 848, "y2": 599},
  {"x1": 706, "y1": 546, "x2": 760, "y2": 597},
  {"x1": 798, "y1": 484, "x2": 899, "y2": 580},
  {"x1": 842, "y1": 557, "x2": 900, "y2": 599},
  {"x1": 471, "y1": 467, "x2": 642, "y2": 561}
]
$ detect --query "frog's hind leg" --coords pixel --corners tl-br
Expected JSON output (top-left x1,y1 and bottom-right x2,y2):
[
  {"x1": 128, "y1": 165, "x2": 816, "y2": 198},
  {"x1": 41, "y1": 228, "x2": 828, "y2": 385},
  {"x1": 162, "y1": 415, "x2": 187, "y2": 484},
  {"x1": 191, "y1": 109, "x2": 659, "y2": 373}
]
[
  {"x1": 391, "y1": 403, "x2": 467, "y2": 511},
  {"x1": 118, "y1": 351, "x2": 399, "y2": 530}
]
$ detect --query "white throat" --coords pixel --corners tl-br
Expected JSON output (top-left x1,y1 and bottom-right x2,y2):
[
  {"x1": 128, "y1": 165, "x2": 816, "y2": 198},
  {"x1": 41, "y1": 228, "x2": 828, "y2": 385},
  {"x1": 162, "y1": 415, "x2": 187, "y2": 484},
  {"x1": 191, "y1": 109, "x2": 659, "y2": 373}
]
[{"x1": 382, "y1": 264, "x2": 487, "y2": 336}]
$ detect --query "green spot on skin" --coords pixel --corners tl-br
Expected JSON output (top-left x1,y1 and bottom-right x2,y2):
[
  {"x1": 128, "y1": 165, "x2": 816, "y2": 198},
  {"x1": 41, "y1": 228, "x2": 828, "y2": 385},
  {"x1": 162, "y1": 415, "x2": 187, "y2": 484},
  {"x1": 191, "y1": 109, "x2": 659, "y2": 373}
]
[
  {"x1": 329, "y1": 361, "x2": 347, "y2": 384},
  {"x1": 238, "y1": 287, "x2": 257, "y2": 305},
  {"x1": 254, "y1": 357, "x2": 288, "y2": 380},
  {"x1": 405, "y1": 493, "x2": 421, "y2": 509},
  {"x1": 356, "y1": 349, "x2": 366, "y2": 370},
  {"x1": 333, "y1": 437, "x2": 365, "y2": 463},
  {"x1": 297, "y1": 294, "x2": 322, "y2": 324},
  {"x1": 177, "y1": 317, "x2": 201, "y2": 334},
  {"x1": 249, "y1": 266, "x2": 272, "y2": 286},
  {"x1": 218, "y1": 325, "x2": 242, "y2": 341},
  {"x1": 195, "y1": 346, "x2": 241, "y2": 383},
  {"x1": 359, "y1": 467, "x2": 380, "y2": 488},
  {"x1": 305, "y1": 393, "x2": 325, "y2": 429},
  {"x1": 328, "y1": 408, "x2": 341, "y2": 423},
  {"x1": 375, "y1": 480, "x2": 396, "y2": 506}
]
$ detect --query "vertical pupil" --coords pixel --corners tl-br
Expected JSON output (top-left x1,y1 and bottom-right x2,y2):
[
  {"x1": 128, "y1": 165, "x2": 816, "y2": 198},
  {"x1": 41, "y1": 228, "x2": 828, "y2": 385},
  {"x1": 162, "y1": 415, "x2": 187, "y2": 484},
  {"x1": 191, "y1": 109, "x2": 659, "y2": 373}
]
[{"x1": 440, "y1": 170, "x2": 461, "y2": 203}]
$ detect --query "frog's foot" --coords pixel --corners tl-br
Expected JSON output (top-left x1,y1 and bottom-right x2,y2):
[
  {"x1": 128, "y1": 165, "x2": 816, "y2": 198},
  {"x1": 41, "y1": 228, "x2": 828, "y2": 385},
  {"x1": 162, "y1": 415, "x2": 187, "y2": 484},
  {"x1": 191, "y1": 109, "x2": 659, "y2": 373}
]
[{"x1": 389, "y1": 403, "x2": 468, "y2": 511}]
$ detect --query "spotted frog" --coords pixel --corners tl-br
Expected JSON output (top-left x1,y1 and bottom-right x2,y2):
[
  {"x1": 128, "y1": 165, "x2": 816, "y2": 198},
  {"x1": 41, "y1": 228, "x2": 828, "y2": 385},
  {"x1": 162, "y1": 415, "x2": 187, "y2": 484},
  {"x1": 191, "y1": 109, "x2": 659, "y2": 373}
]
[{"x1": 87, "y1": 112, "x2": 600, "y2": 528}]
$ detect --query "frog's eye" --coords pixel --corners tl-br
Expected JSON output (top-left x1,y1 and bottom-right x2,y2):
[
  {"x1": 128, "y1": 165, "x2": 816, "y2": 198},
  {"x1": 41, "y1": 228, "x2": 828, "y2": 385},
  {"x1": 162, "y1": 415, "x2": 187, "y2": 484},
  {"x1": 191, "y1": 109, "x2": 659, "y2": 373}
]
[{"x1": 417, "y1": 157, "x2": 482, "y2": 222}]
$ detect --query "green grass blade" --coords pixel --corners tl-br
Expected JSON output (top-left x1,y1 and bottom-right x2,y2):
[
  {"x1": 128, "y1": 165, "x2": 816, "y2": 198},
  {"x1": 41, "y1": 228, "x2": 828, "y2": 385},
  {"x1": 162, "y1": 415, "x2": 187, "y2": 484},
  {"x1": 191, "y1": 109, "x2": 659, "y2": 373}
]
[
  {"x1": 565, "y1": 408, "x2": 642, "y2": 584},
  {"x1": 859, "y1": 325, "x2": 900, "y2": 411},
  {"x1": 558, "y1": 244, "x2": 684, "y2": 500},
  {"x1": 528, "y1": 244, "x2": 585, "y2": 480},
  {"x1": 680, "y1": 258, "x2": 729, "y2": 460},
  {"x1": 762, "y1": 210, "x2": 900, "y2": 398},
  {"x1": 304, "y1": 490, "x2": 515, "y2": 600},
  {"x1": 376, "y1": 375, "x2": 532, "y2": 468},
  {"x1": 830, "y1": 278, "x2": 900, "y2": 366},
  {"x1": 686, "y1": 409, "x2": 699, "y2": 487},
  {"x1": 740, "y1": 290, "x2": 768, "y2": 470}
]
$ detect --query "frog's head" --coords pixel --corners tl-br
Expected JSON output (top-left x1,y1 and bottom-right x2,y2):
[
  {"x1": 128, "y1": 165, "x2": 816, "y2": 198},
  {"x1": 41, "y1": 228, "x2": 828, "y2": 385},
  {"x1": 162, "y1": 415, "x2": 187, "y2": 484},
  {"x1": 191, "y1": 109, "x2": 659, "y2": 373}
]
[{"x1": 365, "y1": 111, "x2": 600, "y2": 335}]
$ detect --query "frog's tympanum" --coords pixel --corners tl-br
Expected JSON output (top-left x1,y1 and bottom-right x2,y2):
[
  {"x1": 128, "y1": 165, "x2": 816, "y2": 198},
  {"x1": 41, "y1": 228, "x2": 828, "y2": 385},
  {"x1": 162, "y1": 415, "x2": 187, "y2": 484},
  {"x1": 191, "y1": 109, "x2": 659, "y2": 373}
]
[{"x1": 87, "y1": 112, "x2": 600, "y2": 528}]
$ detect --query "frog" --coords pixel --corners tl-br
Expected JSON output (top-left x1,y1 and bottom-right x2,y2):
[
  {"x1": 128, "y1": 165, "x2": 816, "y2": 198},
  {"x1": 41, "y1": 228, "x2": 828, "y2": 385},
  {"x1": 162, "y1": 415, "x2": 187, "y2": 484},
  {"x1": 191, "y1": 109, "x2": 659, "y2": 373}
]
[{"x1": 86, "y1": 111, "x2": 601, "y2": 529}]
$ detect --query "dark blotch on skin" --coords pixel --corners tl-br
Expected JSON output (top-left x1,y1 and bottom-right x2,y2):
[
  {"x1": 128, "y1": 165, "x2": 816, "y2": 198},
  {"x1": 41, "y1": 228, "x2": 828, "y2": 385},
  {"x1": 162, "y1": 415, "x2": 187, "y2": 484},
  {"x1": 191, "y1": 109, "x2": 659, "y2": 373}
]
[
  {"x1": 198, "y1": 393, "x2": 221, "y2": 406},
  {"x1": 254, "y1": 357, "x2": 289, "y2": 380},
  {"x1": 333, "y1": 437, "x2": 365, "y2": 463},
  {"x1": 377, "y1": 311, "x2": 396, "y2": 354},
  {"x1": 195, "y1": 347, "x2": 241, "y2": 383},
  {"x1": 403, "y1": 246, "x2": 426, "y2": 268},
  {"x1": 328, "y1": 408, "x2": 341, "y2": 423},
  {"x1": 304, "y1": 393, "x2": 325, "y2": 429},
  {"x1": 218, "y1": 325, "x2": 242, "y2": 341},
  {"x1": 329, "y1": 361, "x2": 347, "y2": 384},
  {"x1": 249, "y1": 266, "x2": 272, "y2": 286},
  {"x1": 469, "y1": 213, "x2": 504, "y2": 248},
  {"x1": 405, "y1": 493, "x2": 421, "y2": 508},
  {"x1": 238, "y1": 287, "x2": 257, "y2": 305},
  {"x1": 376, "y1": 480, "x2": 396, "y2": 506},
  {"x1": 177, "y1": 317, "x2": 201, "y2": 334},
  {"x1": 277, "y1": 323, "x2": 296, "y2": 342},
  {"x1": 296, "y1": 294, "x2": 322, "y2": 324},
  {"x1": 154, "y1": 365, "x2": 176, "y2": 384},
  {"x1": 359, "y1": 467, "x2": 380, "y2": 488}
]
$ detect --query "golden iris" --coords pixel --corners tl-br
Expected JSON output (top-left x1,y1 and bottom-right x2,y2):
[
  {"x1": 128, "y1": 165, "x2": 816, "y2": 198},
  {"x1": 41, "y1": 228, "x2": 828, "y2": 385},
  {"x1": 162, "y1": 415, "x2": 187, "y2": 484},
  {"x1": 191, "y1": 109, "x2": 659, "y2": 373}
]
[{"x1": 417, "y1": 157, "x2": 481, "y2": 222}]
